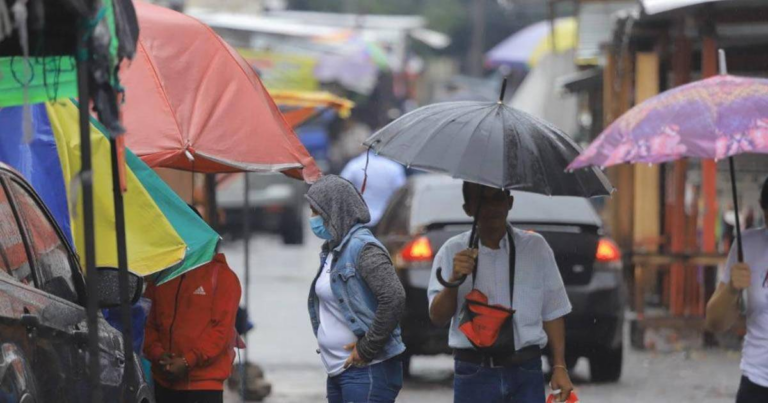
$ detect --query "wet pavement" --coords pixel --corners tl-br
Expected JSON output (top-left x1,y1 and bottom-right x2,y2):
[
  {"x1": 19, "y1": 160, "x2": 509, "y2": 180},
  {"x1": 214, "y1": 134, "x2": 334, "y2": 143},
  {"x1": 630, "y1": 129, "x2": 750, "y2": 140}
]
[{"x1": 221, "y1": 231, "x2": 742, "y2": 403}]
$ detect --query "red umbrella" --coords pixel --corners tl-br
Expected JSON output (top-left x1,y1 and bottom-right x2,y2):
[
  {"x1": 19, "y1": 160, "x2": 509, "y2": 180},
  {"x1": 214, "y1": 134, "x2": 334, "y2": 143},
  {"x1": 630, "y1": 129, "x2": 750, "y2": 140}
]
[{"x1": 120, "y1": 2, "x2": 320, "y2": 182}]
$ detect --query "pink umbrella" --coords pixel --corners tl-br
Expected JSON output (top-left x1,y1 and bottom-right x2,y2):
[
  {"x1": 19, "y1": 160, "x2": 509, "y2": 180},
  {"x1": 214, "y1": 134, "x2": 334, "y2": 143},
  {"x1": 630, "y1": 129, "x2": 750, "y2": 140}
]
[
  {"x1": 120, "y1": 2, "x2": 320, "y2": 182},
  {"x1": 567, "y1": 74, "x2": 768, "y2": 169},
  {"x1": 568, "y1": 52, "x2": 768, "y2": 262}
]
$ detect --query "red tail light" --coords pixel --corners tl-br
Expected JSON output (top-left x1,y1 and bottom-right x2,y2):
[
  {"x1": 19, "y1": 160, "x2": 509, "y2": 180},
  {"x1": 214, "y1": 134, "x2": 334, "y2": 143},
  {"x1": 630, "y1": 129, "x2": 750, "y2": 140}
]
[
  {"x1": 400, "y1": 236, "x2": 433, "y2": 262},
  {"x1": 596, "y1": 238, "x2": 621, "y2": 262}
]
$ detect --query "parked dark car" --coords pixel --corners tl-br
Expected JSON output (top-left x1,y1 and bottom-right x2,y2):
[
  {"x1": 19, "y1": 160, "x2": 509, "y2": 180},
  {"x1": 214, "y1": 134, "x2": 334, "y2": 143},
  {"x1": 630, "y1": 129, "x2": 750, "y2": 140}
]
[
  {"x1": 376, "y1": 175, "x2": 626, "y2": 382},
  {"x1": 217, "y1": 173, "x2": 307, "y2": 245},
  {"x1": 0, "y1": 164, "x2": 153, "y2": 402}
]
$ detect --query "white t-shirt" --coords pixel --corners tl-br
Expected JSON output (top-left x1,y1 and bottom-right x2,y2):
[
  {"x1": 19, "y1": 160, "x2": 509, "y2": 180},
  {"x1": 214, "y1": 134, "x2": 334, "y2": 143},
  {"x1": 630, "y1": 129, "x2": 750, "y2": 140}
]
[
  {"x1": 340, "y1": 153, "x2": 406, "y2": 226},
  {"x1": 427, "y1": 228, "x2": 572, "y2": 350},
  {"x1": 720, "y1": 227, "x2": 768, "y2": 387},
  {"x1": 315, "y1": 253, "x2": 357, "y2": 376}
]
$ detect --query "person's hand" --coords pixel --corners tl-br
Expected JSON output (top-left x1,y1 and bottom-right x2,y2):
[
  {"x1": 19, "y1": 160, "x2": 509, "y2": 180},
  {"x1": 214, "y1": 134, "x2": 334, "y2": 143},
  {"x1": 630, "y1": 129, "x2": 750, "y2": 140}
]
[
  {"x1": 158, "y1": 352, "x2": 173, "y2": 363},
  {"x1": 730, "y1": 263, "x2": 751, "y2": 291},
  {"x1": 451, "y1": 249, "x2": 478, "y2": 282},
  {"x1": 159, "y1": 355, "x2": 188, "y2": 381},
  {"x1": 343, "y1": 343, "x2": 368, "y2": 369},
  {"x1": 550, "y1": 366, "x2": 574, "y2": 402}
]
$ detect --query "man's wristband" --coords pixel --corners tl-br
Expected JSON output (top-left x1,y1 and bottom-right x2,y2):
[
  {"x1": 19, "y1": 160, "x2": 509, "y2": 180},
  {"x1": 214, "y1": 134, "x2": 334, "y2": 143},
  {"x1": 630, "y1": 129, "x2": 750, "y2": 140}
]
[{"x1": 552, "y1": 365, "x2": 568, "y2": 373}]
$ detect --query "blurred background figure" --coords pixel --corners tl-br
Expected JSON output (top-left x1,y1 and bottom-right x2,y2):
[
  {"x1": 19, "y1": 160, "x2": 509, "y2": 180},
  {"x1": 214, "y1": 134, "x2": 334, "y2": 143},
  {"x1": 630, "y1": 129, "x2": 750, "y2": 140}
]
[{"x1": 341, "y1": 146, "x2": 406, "y2": 228}]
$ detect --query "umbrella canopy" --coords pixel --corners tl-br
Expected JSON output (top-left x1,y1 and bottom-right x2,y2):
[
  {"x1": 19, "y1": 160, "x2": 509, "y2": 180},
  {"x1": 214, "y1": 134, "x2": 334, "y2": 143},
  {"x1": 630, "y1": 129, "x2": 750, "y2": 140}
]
[
  {"x1": 365, "y1": 89, "x2": 612, "y2": 288},
  {"x1": 568, "y1": 74, "x2": 768, "y2": 170},
  {"x1": 314, "y1": 30, "x2": 391, "y2": 70},
  {"x1": 120, "y1": 2, "x2": 320, "y2": 181},
  {"x1": 486, "y1": 17, "x2": 577, "y2": 69},
  {"x1": 567, "y1": 69, "x2": 768, "y2": 264},
  {"x1": 0, "y1": 100, "x2": 219, "y2": 281},
  {"x1": 312, "y1": 30, "x2": 390, "y2": 95},
  {"x1": 364, "y1": 100, "x2": 612, "y2": 197},
  {"x1": 270, "y1": 90, "x2": 355, "y2": 127}
]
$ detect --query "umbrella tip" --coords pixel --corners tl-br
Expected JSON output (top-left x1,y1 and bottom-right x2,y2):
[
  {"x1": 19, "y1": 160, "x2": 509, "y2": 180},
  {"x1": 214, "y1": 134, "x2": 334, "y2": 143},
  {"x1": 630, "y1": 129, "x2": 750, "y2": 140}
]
[
  {"x1": 499, "y1": 76, "x2": 508, "y2": 103},
  {"x1": 718, "y1": 49, "x2": 728, "y2": 75}
]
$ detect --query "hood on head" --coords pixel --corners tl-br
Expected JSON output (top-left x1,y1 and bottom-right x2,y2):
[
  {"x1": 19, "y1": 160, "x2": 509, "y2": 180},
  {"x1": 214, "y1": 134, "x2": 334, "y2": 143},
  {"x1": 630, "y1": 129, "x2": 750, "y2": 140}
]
[{"x1": 305, "y1": 175, "x2": 371, "y2": 246}]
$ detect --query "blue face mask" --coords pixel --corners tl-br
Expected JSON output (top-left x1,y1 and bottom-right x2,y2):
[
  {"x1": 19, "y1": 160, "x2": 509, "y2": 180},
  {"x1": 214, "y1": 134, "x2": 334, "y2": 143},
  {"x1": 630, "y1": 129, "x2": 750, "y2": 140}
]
[{"x1": 310, "y1": 215, "x2": 333, "y2": 240}]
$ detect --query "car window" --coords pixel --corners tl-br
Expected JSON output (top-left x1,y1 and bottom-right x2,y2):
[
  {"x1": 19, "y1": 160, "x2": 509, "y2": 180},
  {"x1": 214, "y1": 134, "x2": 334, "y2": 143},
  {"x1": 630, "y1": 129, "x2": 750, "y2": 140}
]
[
  {"x1": 9, "y1": 181, "x2": 78, "y2": 303},
  {"x1": 0, "y1": 184, "x2": 33, "y2": 285},
  {"x1": 378, "y1": 187, "x2": 411, "y2": 236}
]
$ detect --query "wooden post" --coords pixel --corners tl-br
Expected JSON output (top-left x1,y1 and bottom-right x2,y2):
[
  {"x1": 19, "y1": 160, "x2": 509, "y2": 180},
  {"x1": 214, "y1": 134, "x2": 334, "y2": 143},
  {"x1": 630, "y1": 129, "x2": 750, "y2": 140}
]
[
  {"x1": 633, "y1": 52, "x2": 661, "y2": 250},
  {"x1": 669, "y1": 28, "x2": 692, "y2": 317},
  {"x1": 604, "y1": 51, "x2": 635, "y2": 252},
  {"x1": 633, "y1": 52, "x2": 661, "y2": 319}
]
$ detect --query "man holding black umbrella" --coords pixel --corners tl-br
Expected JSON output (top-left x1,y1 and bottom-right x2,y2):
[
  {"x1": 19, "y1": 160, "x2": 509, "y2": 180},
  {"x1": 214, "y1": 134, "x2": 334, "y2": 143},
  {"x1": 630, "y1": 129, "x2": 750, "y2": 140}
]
[
  {"x1": 706, "y1": 177, "x2": 768, "y2": 403},
  {"x1": 428, "y1": 182, "x2": 574, "y2": 403}
]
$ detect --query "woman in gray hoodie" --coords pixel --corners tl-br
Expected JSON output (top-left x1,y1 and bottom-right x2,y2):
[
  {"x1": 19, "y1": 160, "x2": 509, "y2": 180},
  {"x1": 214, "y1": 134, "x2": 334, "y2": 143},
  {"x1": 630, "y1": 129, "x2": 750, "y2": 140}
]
[{"x1": 306, "y1": 175, "x2": 406, "y2": 403}]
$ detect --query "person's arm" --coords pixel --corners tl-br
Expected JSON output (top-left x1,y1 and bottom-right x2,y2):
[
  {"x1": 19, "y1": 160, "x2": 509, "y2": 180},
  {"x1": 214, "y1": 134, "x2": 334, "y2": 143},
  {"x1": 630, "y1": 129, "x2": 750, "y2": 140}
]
[
  {"x1": 539, "y1": 236, "x2": 573, "y2": 401},
  {"x1": 705, "y1": 254, "x2": 750, "y2": 333},
  {"x1": 429, "y1": 248, "x2": 476, "y2": 326},
  {"x1": 353, "y1": 245, "x2": 406, "y2": 362},
  {"x1": 142, "y1": 282, "x2": 165, "y2": 362},
  {"x1": 544, "y1": 318, "x2": 573, "y2": 401},
  {"x1": 429, "y1": 288, "x2": 459, "y2": 327},
  {"x1": 184, "y1": 268, "x2": 242, "y2": 369}
]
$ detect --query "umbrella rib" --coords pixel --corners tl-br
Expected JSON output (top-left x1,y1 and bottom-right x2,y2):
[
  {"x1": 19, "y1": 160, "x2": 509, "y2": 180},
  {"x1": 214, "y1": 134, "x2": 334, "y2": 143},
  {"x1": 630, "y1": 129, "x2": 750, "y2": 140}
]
[{"x1": 194, "y1": 151, "x2": 304, "y2": 173}]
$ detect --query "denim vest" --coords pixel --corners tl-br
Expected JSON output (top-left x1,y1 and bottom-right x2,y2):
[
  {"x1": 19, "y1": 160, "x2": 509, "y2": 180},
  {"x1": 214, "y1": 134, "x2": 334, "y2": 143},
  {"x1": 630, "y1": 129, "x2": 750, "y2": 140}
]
[{"x1": 308, "y1": 224, "x2": 406, "y2": 362}]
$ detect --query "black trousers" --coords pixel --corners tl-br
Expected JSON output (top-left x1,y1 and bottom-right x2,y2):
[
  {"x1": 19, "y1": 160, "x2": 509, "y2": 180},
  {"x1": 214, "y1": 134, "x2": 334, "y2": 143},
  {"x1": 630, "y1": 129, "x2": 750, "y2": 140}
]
[
  {"x1": 736, "y1": 376, "x2": 768, "y2": 403},
  {"x1": 154, "y1": 382, "x2": 223, "y2": 403}
]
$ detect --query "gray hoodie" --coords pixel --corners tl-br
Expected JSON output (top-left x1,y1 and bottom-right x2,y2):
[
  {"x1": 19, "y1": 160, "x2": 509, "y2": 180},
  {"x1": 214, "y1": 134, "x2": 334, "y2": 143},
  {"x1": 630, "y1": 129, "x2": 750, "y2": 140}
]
[{"x1": 305, "y1": 175, "x2": 405, "y2": 362}]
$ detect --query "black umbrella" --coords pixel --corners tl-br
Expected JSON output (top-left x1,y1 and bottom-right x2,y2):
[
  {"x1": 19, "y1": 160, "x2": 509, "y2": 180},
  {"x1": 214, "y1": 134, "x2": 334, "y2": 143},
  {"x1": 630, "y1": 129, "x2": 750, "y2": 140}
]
[{"x1": 364, "y1": 79, "x2": 613, "y2": 287}]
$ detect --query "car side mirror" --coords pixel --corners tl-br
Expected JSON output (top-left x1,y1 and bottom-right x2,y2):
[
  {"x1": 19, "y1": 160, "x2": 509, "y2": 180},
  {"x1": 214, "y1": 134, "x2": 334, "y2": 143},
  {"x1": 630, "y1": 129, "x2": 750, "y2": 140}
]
[{"x1": 95, "y1": 267, "x2": 144, "y2": 309}]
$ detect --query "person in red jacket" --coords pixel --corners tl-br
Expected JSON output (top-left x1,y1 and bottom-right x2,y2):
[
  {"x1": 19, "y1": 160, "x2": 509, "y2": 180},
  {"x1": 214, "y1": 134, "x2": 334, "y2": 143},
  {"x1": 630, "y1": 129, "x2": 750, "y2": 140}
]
[{"x1": 144, "y1": 252, "x2": 242, "y2": 403}]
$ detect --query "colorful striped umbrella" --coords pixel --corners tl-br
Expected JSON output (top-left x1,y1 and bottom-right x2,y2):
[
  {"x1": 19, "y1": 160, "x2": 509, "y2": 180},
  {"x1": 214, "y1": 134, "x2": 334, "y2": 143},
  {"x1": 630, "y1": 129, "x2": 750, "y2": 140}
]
[
  {"x1": 0, "y1": 99, "x2": 219, "y2": 283},
  {"x1": 486, "y1": 17, "x2": 577, "y2": 69}
]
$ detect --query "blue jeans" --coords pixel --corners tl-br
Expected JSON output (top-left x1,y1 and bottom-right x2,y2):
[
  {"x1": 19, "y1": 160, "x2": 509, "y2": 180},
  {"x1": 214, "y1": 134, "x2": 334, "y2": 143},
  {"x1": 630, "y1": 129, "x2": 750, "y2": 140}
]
[
  {"x1": 453, "y1": 357, "x2": 545, "y2": 403},
  {"x1": 326, "y1": 358, "x2": 403, "y2": 403}
]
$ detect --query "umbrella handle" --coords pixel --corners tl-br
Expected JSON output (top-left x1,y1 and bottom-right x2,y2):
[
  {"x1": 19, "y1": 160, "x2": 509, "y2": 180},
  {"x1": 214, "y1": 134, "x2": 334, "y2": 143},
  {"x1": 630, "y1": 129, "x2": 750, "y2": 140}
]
[{"x1": 436, "y1": 267, "x2": 466, "y2": 288}]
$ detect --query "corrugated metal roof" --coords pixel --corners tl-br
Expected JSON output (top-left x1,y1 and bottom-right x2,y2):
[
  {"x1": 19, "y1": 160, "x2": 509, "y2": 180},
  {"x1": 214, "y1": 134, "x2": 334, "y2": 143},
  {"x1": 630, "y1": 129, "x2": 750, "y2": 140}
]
[{"x1": 576, "y1": 1, "x2": 636, "y2": 66}]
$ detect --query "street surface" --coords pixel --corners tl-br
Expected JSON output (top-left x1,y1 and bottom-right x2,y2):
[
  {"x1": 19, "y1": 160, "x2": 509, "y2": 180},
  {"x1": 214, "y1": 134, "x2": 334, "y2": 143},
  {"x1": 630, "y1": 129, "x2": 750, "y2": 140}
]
[{"x1": 222, "y1": 230, "x2": 742, "y2": 403}]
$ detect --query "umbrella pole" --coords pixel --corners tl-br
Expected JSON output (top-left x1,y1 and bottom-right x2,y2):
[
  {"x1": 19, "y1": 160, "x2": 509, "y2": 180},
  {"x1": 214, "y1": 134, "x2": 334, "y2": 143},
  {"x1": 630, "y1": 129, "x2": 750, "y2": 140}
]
[
  {"x1": 241, "y1": 172, "x2": 251, "y2": 401},
  {"x1": 468, "y1": 198, "x2": 483, "y2": 249},
  {"x1": 499, "y1": 76, "x2": 508, "y2": 103},
  {"x1": 76, "y1": 45, "x2": 102, "y2": 403},
  {"x1": 719, "y1": 49, "x2": 744, "y2": 262},
  {"x1": 110, "y1": 136, "x2": 136, "y2": 390},
  {"x1": 437, "y1": 197, "x2": 483, "y2": 288},
  {"x1": 728, "y1": 157, "x2": 744, "y2": 262}
]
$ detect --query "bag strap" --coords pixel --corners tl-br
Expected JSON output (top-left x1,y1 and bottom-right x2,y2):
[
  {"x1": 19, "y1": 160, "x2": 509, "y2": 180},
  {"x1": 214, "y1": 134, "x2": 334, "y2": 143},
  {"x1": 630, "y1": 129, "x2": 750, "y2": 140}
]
[
  {"x1": 469, "y1": 227, "x2": 516, "y2": 310},
  {"x1": 507, "y1": 227, "x2": 516, "y2": 310}
]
